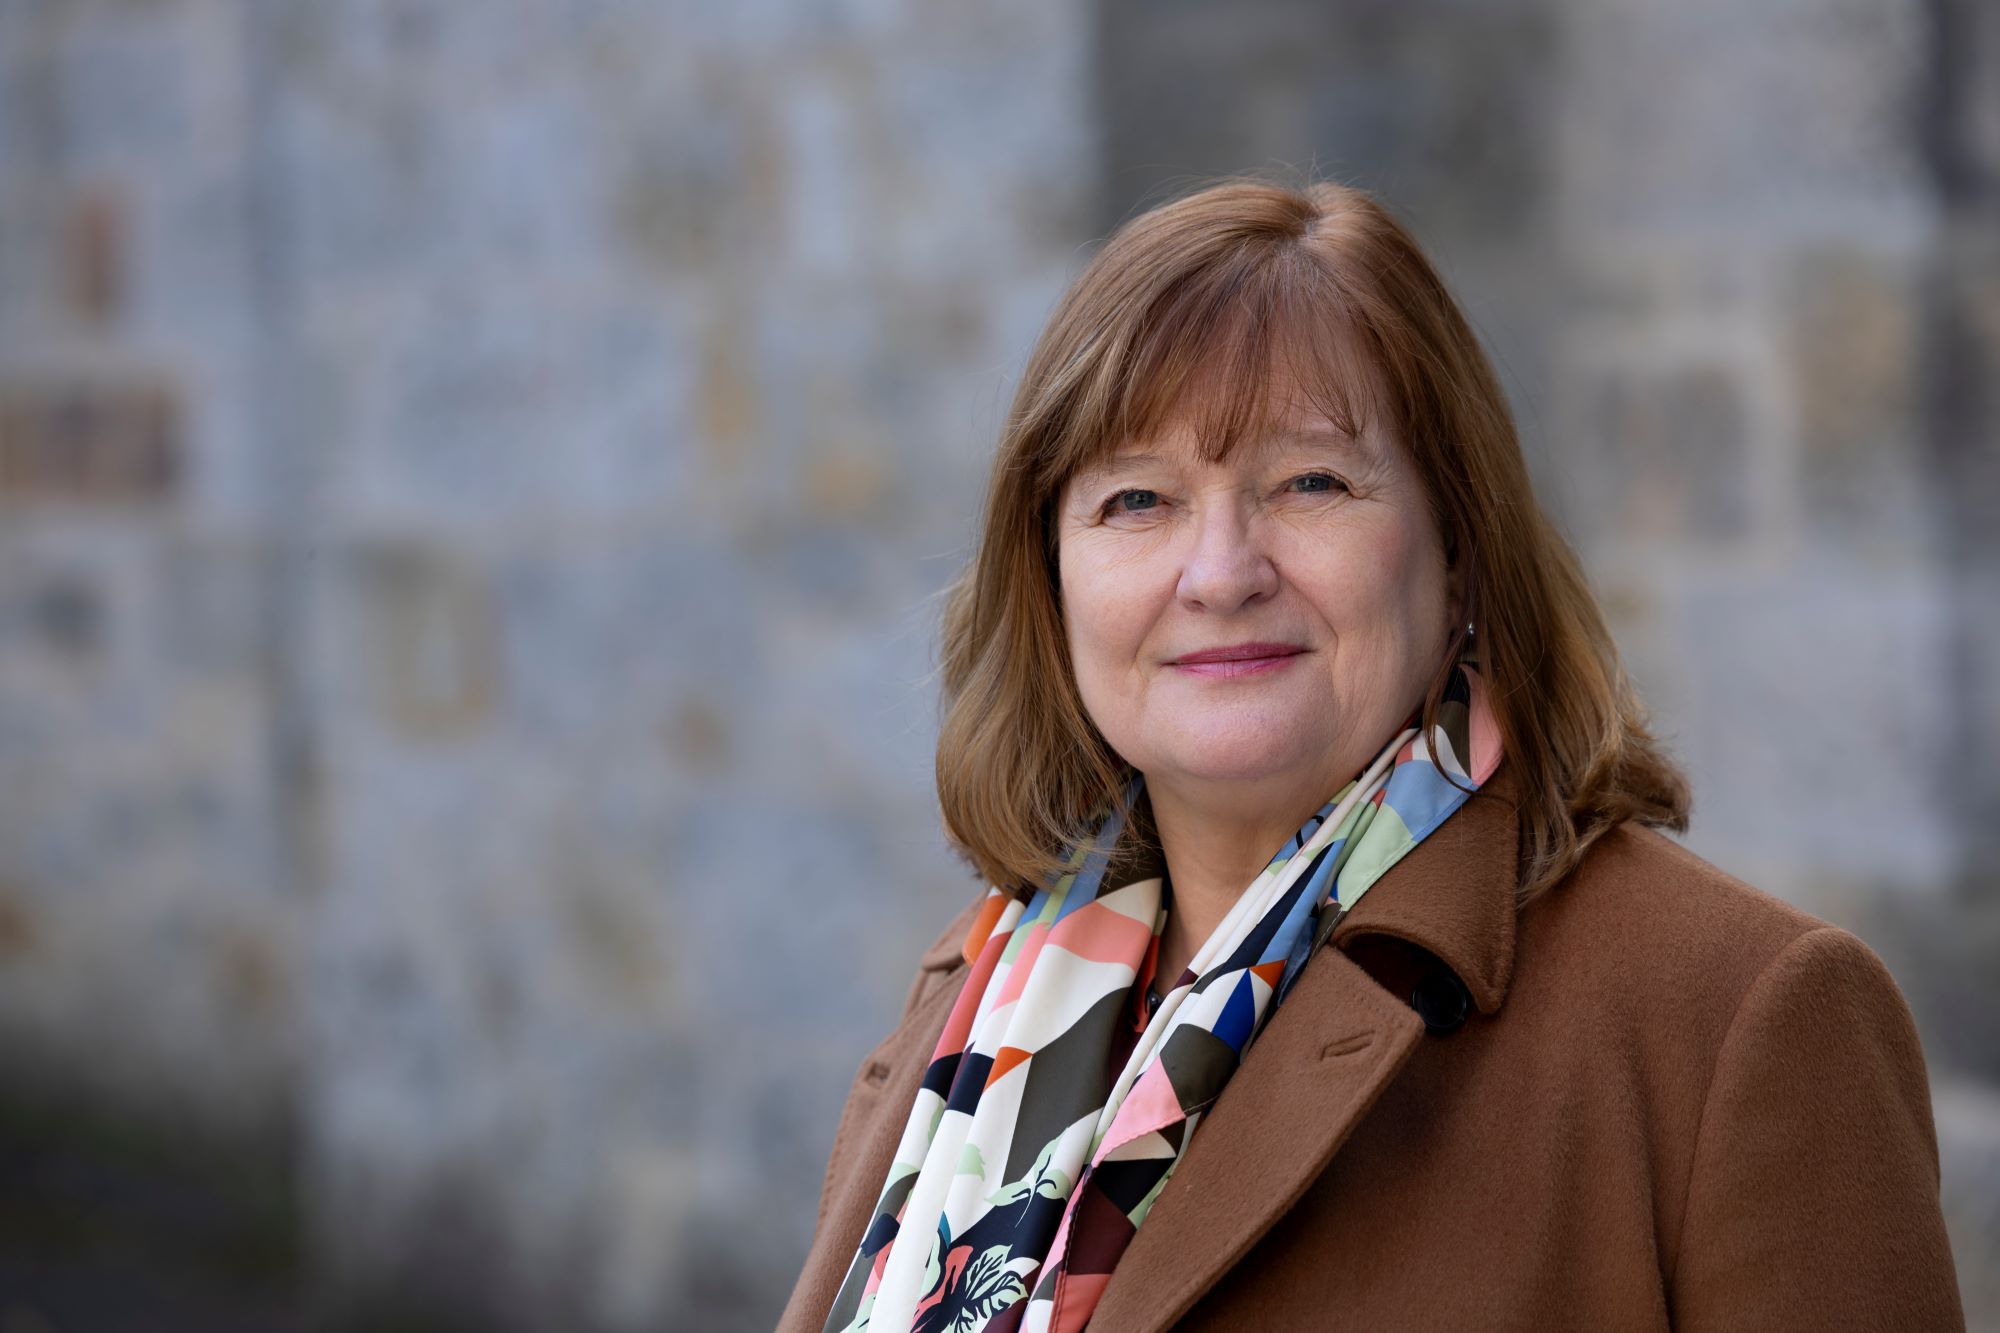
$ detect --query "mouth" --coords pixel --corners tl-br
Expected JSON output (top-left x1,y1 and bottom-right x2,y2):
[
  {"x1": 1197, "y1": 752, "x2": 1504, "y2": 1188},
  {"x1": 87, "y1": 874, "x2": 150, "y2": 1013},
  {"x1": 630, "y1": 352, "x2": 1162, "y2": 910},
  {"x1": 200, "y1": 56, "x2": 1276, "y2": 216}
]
[{"x1": 1167, "y1": 642, "x2": 1308, "y2": 679}]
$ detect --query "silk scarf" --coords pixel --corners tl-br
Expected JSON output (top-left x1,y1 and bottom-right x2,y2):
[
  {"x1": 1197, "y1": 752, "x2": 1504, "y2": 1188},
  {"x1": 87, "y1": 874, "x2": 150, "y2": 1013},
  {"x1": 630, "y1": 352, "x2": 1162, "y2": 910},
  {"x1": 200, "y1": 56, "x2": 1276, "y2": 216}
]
[{"x1": 824, "y1": 661, "x2": 1502, "y2": 1333}]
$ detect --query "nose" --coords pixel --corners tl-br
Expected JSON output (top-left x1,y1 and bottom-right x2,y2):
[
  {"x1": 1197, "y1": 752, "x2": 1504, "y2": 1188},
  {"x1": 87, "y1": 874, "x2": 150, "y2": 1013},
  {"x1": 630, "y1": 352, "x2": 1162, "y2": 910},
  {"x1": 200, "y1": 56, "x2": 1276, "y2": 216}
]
[{"x1": 1175, "y1": 499, "x2": 1278, "y2": 614}]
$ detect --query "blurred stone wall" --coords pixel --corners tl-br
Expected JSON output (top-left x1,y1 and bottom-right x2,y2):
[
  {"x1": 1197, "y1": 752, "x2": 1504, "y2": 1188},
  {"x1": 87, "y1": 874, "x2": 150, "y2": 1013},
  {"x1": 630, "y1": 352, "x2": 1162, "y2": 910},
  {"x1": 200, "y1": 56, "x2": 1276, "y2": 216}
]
[
  {"x1": 0, "y1": 1, "x2": 1093, "y2": 1328},
  {"x1": 2, "y1": 0, "x2": 1995, "y2": 1329},
  {"x1": 0, "y1": 0, "x2": 293, "y2": 1128}
]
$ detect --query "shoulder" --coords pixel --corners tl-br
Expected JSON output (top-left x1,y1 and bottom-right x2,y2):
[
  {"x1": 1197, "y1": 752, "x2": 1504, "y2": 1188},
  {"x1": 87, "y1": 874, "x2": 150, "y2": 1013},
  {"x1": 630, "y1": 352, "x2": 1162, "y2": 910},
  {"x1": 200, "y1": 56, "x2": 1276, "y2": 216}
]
[
  {"x1": 1535, "y1": 820, "x2": 1839, "y2": 973},
  {"x1": 916, "y1": 890, "x2": 989, "y2": 971},
  {"x1": 1544, "y1": 820, "x2": 1825, "y2": 956},
  {"x1": 891, "y1": 888, "x2": 987, "y2": 1021},
  {"x1": 1514, "y1": 821, "x2": 1915, "y2": 1068},
  {"x1": 1565, "y1": 829, "x2": 1966, "y2": 1324}
]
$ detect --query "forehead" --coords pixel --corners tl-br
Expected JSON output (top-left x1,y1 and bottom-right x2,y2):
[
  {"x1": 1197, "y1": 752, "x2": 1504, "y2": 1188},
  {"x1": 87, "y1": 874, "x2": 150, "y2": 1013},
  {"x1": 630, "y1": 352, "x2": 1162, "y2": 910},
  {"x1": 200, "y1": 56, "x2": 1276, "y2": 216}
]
[{"x1": 1070, "y1": 361, "x2": 1390, "y2": 487}]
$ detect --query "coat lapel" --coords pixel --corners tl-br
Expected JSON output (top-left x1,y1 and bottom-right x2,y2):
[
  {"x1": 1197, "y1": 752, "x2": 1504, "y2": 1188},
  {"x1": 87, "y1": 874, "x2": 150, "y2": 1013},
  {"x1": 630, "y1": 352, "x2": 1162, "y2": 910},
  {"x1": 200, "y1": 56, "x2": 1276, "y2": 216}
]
[
  {"x1": 1329, "y1": 761, "x2": 1523, "y2": 1016},
  {"x1": 1086, "y1": 764, "x2": 1524, "y2": 1330},
  {"x1": 1084, "y1": 943, "x2": 1427, "y2": 1330}
]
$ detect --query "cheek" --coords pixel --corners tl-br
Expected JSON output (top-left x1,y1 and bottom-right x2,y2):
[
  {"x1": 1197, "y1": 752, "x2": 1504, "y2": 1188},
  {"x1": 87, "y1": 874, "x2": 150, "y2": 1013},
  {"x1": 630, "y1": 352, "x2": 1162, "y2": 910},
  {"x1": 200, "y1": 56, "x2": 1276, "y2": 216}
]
[
  {"x1": 1058, "y1": 542, "x2": 1164, "y2": 740},
  {"x1": 1301, "y1": 510, "x2": 1448, "y2": 651},
  {"x1": 1061, "y1": 549, "x2": 1138, "y2": 676},
  {"x1": 1380, "y1": 532, "x2": 1452, "y2": 674},
  {"x1": 1382, "y1": 524, "x2": 1447, "y2": 627}
]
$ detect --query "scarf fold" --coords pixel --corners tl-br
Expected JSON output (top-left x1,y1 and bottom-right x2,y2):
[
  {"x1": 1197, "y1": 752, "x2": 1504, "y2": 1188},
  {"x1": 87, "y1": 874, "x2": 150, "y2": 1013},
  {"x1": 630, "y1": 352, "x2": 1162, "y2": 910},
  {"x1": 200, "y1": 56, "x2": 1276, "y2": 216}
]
[{"x1": 824, "y1": 661, "x2": 1502, "y2": 1333}]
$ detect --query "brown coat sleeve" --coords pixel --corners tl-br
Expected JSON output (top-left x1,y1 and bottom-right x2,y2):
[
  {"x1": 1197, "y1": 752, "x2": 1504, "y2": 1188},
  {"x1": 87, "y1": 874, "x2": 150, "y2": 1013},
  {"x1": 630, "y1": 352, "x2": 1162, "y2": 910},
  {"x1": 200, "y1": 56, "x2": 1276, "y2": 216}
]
[{"x1": 1670, "y1": 926, "x2": 1964, "y2": 1330}]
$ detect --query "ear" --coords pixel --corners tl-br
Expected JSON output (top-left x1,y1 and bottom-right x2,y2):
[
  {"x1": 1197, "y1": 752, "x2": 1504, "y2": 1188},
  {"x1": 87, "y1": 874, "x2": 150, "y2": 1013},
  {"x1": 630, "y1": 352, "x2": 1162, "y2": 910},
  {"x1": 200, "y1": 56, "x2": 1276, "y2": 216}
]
[
  {"x1": 1447, "y1": 563, "x2": 1469, "y2": 630},
  {"x1": 1442, "y1": 527, "x2": 1471, "y2": 630}
]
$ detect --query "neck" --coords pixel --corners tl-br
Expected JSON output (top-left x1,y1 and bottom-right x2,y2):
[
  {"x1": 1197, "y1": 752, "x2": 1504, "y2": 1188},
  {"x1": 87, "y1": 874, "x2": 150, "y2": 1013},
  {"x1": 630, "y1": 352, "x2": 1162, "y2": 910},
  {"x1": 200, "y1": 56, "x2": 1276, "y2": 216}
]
[{"x1": 1142, "y1": 772, "x2": 1335, "y2": 988}]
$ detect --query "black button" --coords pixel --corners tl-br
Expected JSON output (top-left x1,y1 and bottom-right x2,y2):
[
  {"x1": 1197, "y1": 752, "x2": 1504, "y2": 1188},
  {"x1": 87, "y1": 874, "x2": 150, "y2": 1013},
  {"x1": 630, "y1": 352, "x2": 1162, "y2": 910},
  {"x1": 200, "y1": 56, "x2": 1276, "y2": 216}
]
[{"x1": 1410, "y1": 969, "x2": 1469, "y2": 1035}]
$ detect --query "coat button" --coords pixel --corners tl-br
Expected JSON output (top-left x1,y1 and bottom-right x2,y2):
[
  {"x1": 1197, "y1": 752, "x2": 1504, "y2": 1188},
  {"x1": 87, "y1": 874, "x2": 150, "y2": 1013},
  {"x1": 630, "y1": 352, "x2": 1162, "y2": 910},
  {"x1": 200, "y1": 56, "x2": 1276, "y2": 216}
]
[{"x1": 1410, "y1": 969, "x2": 1469, "y2": 1035}]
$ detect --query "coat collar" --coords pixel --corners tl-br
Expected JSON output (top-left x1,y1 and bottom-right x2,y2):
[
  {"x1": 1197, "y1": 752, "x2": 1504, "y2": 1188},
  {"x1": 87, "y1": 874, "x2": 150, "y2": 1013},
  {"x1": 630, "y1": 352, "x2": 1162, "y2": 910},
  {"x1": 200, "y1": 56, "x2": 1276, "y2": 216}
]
[
  {"x1": 1086, "y1": 758, "x2": 1525, "y2": 1330},
  {"x1": 1328, "y1": 757, "x2": 1523, "y2": 1015}
]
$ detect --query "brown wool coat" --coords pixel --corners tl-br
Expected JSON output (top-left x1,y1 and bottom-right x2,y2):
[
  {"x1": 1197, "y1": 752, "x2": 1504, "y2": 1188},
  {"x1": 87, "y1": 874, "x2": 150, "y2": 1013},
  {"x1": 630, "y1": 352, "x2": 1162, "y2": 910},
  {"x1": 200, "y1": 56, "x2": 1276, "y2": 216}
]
[{"x1": 777, "y1": 765, "x2": 1965, "y2": 1330}]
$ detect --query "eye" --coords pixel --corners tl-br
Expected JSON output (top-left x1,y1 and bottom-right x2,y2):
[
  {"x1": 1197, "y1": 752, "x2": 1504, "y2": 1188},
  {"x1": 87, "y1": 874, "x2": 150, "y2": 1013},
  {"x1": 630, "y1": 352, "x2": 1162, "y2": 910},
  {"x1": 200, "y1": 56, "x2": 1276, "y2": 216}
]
[
  {"x1": 1106, "y1": 488, "x2": 1161, "y2": 514},
  {"x1": 1287, "y1": 471, "x2": 1346, "y2": 495}
]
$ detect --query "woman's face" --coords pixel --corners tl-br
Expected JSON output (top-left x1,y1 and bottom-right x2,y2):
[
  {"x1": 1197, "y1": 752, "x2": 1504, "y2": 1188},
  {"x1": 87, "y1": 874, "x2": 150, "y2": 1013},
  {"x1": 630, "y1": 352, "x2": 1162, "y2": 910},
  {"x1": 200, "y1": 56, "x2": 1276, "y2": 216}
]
[{"x1": 1055, "y1": 379, "x2": 1460, "y2": 809}]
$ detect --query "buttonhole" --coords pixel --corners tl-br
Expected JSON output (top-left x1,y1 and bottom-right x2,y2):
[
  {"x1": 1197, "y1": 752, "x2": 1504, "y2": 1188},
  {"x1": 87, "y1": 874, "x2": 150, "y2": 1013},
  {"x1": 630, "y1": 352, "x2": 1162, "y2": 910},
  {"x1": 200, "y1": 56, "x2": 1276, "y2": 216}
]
[{"x1": 1319, "y1": 1031, "x2": 1374, "y2": 1060}]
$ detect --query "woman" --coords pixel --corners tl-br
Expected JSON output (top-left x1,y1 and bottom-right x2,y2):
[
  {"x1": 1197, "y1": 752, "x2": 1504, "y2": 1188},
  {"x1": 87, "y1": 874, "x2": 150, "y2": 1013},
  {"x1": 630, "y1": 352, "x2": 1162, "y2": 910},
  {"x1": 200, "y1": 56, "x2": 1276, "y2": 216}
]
[{"x1": 778, "y1": 180, "x2": 1963, "y2": 1331}]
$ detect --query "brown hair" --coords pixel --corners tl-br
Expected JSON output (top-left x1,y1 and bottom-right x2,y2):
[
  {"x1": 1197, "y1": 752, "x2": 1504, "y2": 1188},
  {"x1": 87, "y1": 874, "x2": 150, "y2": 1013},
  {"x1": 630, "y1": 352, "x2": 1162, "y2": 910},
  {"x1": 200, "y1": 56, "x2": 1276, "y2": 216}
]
[{"x1": 936, "y1": 176, "x2": 1689, "y2": 904}]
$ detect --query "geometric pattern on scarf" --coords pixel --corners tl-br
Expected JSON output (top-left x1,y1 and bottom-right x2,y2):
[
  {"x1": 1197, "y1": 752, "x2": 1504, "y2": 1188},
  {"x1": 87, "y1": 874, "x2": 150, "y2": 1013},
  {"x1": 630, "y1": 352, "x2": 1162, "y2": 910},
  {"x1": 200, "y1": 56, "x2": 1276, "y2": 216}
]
[{"x1": 823, "y1": 661, "x2": 1503, "y2": 1333}]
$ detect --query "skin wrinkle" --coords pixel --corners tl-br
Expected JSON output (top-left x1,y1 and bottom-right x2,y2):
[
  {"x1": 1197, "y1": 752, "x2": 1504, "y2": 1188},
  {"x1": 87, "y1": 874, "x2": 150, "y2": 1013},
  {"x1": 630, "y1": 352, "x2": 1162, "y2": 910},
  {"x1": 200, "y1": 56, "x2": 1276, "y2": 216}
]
[{"x1": 1054, "y1": 377, "x2": 1464, "y2": 992}]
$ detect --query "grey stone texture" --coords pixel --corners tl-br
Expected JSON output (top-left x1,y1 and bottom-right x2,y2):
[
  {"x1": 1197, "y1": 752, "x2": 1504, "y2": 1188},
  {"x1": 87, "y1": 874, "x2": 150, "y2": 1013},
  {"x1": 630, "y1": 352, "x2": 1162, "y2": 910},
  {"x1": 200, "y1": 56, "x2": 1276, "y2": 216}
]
[{"x1": 1, "y1": 0, "x2": 1995, "y2": 1328}]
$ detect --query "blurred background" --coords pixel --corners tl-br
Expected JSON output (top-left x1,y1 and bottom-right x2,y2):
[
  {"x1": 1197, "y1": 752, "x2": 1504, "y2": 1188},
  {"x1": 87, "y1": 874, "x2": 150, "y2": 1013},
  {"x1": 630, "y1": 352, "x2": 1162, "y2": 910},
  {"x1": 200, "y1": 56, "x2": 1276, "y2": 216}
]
[{"x1": 0, "y1": 0, "x2": 1995, "y2": 1329}]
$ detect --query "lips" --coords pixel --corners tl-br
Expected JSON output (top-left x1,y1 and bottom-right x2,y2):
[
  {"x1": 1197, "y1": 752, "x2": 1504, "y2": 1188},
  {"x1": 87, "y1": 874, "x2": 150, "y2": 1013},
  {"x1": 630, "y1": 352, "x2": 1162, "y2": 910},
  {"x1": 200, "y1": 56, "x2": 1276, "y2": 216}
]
[
  {"x1": 1168, "y1": 642, "x2": 1307, "y2": 678},
  {"x1": 1170, "y1": 642, "x2": 1306, "y2": 665}
]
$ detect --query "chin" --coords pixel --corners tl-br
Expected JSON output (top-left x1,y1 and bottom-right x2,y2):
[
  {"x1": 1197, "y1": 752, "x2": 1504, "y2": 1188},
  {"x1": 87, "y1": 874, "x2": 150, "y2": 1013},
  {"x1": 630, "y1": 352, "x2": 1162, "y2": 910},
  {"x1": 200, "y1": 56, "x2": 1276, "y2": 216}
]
[{"x1": 1150, "y1": 726, "x2": 1327, "y2": 787}]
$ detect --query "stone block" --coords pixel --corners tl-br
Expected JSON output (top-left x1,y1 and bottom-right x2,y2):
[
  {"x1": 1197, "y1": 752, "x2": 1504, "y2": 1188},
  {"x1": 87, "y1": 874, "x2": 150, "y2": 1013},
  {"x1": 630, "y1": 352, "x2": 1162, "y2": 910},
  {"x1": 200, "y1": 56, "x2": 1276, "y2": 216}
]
[
  {"x1": 1665, "y1": 564, "x2": 1955, "y2": 900},
  {"x1": 350, "y1": 283, "x2": 601, "y2": 523},
  {"x1": 1094, "y1": 0, "x2": 1561, "y2": 239},
  {"x1": 144, "y1": 173, "x2": 257, "y2": 345},
  {"x1": 493, "y1": 538, "x2": 761, "y2": 749},
  {"x1": 281, "y1": 90, "x2": 453, "y2": 292},
  {"x1": 0, "y1": 189, "x2": 61, "y2": 339},
  {"x1": 1931, "y1": 225, "x2": 2000, "y2": 567},
  {"x1": 1932, "y1": 0, "x2": 2000, "y2": 208},
  {"x1": 0, "y1": 377, "x2": 183, "y2": 505},
  {"x1": 1934, "y1": 1079, "x2": 2000, "y2": 1327},
  {"x1": 52, "y1": 6, "x2": 198, "y2": 173},
  {"x1": 63, "y1": 185, "x2": 124, "y2": 326},
  {"x1": 590, "y1": 1141, "x2": 700, "y2": 1331},
  {"x1": 0, "y1": 875, "x2": 41, "y2": 963},
  {"x1": 20, "y1": 567, "x2": 104, "y2": 663},
  {"x1": 436, "y1": 84, "x2": 607, "y2": 273},
  {"x1": 551, "y1": 297, "x2": 695, "y2": 515},
  {"x1": 1928, "y1": 229, "x2": 2000, "y2": 885},
  {"x1": 1942, "y1": 570, "x2": 2000, "y2": 886},
  {"x1": 152, "y1": 534, "x2": 267, "y2": 680},
  {"x1": 1783, "y1": 245, "x2": 1926, "y2": 550},
  {"x1": 1557, "y1": 0, "x2": 1929, "y2": 239},
  {"x1": 613, "y1": 87, "x2": 761, "y2": 280},
  {"x1": 1558, "y1": 358, "x2": 1754, "y2": 547},
  {"x1": 346, "y1": 540, "x2": 499, "y2": 742}
]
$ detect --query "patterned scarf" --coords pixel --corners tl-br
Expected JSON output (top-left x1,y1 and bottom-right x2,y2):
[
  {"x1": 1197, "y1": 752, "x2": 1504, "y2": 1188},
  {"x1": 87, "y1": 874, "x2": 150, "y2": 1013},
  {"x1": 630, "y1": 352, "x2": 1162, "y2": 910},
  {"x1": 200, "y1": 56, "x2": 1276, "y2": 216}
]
[{"x1": 823, "y1": 661, "x2": 1503, "y2": 1333}]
